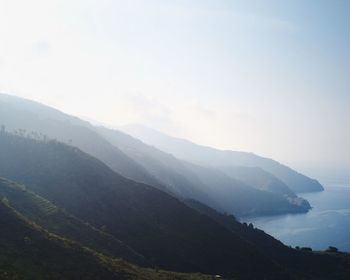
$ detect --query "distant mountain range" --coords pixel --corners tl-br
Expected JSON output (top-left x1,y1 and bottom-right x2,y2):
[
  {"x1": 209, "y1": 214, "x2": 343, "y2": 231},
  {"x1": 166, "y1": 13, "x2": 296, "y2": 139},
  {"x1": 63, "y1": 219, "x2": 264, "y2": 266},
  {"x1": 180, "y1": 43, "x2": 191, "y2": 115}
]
[
  {"x1": 96, "y1": 125, "x2": 311, "y2": 216},
  {"x1": 121, "y1": 124, "x2": 324, "y2": 194},
  {"x1": 0, "y1": 129, "x2": 288, "y2": 279},
  {"x1": 1, "y1": 93, "x2": 348, "y2": 280},
  {"x1": 0, "y1": 93, "x2": 320, "y2": 217}
]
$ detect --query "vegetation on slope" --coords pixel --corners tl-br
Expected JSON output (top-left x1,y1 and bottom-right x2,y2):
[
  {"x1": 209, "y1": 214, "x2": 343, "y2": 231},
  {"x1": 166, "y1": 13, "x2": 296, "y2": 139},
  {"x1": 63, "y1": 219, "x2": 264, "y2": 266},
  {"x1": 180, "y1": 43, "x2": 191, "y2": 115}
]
[
  {"x1": 0, "y1": 93, "x2": 161, "y2": 187},
  {"x1": 0, "y1": 132, "x2": 288, "y2": 279},
  {"x1": 0, "y1": 177, "x2": 147, "y2": 266},
  {"x1": 0, "y1": 198, "x2": 212, "y2": 280},
  {"x1": 0, "y1": 94, "x2": 313, "y2": 217},
  {"x1": 186, "y1": 199, "x2": 350, "y2": 280}
]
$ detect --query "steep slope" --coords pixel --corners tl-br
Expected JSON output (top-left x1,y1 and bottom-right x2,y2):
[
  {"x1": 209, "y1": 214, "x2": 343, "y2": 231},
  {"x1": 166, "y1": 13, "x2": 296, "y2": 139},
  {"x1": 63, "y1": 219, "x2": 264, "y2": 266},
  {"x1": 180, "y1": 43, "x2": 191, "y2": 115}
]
[
  {"x1": 95, "y1": 127, "x2": 218, "y2": 205},
  {"x1": 121, "y1": 125, "x2": 323, "y2": 193},
  {"x1": 0, "y1": 93, "x2": 311, "y2": 217},
  {"x1": 0, "y1": 177, "x2": 147, "y2": 266},
  {"x1": 0, "y1": 198, "x2": 210, "y2": 280},
  {"x1": 184, "y1": 162, "x2": 310, "y2": 216},
  {"x1": 95, "y1": 126, "x2": 310, "y2": 216},
  {"x1": 220, "y1": 166, "x2": 296, "y2": 197},
  {"x1": 0, "y1": 132, "x2": 288, "y2": 279},
  {"x1": 186, "y1": 199, "x2": 350, "y2": 280},
  {"x1": 0, "y1": 93, "x2": 161, "y2": 187}
]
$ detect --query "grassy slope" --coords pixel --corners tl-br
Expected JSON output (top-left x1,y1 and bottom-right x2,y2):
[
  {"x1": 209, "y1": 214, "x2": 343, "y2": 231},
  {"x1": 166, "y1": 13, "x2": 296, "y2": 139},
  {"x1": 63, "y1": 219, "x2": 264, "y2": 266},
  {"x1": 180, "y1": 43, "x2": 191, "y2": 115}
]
[
  {"x1": 0, "y1": 190, "x2": 213, "y2": 280},
  {"x1": 0, "y1": 177, "x2": 147, "y2": 266}
]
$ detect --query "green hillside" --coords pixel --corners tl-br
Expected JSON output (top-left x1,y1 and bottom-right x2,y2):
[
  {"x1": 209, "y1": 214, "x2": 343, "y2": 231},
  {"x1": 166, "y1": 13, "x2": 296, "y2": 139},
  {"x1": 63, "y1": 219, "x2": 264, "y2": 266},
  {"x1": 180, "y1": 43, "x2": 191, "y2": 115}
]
[
  {"x1": 0, "y1": 177, "x2": 147, "y2": 265},
  {"x1": 0, "y1": 197, "x2": 211, "y2": 280}
]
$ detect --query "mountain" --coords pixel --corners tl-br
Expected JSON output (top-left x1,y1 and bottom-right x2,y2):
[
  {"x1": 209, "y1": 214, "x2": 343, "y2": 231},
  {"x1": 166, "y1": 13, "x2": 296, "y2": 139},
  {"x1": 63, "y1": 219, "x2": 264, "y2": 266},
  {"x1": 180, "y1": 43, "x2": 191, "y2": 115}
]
[
  {"x1": 186, "y1": 199, "x2": 350, "y2": 280},
  {"x1": 120, "y1": 124, "x2": 324, "y2": 193},
  {"x1": 0, "y1": 187, "x2": 211, "y2": 280},
  {"x1": 220, "y1": 166, "x2": 296, "y2": 197},
  {"x1": 0, "y1": 93, "x2": 161, "y2": 188},
  {"x1": 96, "y1": 126, "x2": 310, "y2": 216},
  {"x1": 95, "y1": 126, "x2": 217, "y2": 203},
  {"x1": 0, "y1": 177, "x2": 146, "y2": 266},
  {"x1": 0, "y1": 155, "x2": 347, "y2": 280},
  {"x1": 183, "y1": 162, "x2": 310, "y2": 216},
  {"x1": 0, "y1": 110, "x2": 349, "y2": 279},
  {"x1": 0, "y1": 93, "x2": 311, "y2": 217},
  {"x1": 0, "y1": 131, "x2": 288, "y2": 279}
]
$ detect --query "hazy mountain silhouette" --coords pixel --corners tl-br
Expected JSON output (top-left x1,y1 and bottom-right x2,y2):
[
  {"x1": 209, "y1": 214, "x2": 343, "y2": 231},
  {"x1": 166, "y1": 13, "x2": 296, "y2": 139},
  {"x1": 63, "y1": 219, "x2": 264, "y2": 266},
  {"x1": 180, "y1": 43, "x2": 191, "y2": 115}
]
[
  {"x1": 96, "y1": 126, "x2": 310, "y2": 216},
  {"x1": 183, "y1": 161, "x2": 310, "y2": 216},
  {"x1": 121, "y1": 124, "x2": 324, "y2": 193},
  {"x1": 0, "y1": 93, "x2": 311, "y2": 217},
  {"x1": 0, "y1": 94, "x2": 161, "y2": 188},
  {"x1": 220, "y1": 166, "x2": 296, "y2": 196},
  {"x1": 1, "y1": 132, "x2": 349, "y2": 279},
  {"x1": 0, "y1": 131, "x2": 290, "y2": 279}
]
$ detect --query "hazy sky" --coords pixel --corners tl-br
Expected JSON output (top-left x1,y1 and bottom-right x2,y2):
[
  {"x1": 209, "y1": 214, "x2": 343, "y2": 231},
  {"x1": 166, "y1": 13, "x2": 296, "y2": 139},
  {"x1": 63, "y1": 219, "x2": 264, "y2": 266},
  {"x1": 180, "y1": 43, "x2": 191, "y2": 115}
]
[{"x1": 0, "y1": 0, "x2": 349, "y2": 168}]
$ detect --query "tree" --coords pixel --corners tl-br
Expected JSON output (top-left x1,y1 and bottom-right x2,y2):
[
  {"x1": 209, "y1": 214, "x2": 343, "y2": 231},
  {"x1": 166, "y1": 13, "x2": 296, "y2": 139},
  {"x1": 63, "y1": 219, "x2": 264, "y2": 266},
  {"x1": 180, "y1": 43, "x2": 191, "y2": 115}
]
[
  {"x1": 0, "y1": 124, "x2": 5, "y2": 133},
  {"x1": 301, "y1": 247, "x2": 312, "y2": 252},
  {"x1": 326, "y1": 246, "x2": 338, "y2": 253}
]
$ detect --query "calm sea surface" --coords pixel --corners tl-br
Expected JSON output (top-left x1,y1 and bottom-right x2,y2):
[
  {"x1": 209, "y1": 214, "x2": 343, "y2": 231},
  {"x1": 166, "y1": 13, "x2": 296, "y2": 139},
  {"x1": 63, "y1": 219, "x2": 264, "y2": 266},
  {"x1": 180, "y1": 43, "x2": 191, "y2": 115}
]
[{"x1": 243, "y1": 185, "x2": 350, "y2": 252}]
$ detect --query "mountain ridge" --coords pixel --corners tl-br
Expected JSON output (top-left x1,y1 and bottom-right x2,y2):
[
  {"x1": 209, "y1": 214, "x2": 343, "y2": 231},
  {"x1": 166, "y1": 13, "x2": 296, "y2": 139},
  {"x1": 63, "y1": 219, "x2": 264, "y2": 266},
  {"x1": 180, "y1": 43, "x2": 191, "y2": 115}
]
[
  {"x1": 0, "y1": 104, "x2": 349, "y2": 279},
  {"x1": 121, "y1": 124, "x2": 324, "y2": 193},
  {"x1": 0, "y1": 185, "x2": 212, "y2": 280},
  {"x1": 0, "y1": 131, "x2": 289, "y2": 279},
  {"x1": 96, "y1": 125, "x2": 310, "y2": 216},
  {"x1": 0, "y1": 93, "x2": 313, "y2": 217}
]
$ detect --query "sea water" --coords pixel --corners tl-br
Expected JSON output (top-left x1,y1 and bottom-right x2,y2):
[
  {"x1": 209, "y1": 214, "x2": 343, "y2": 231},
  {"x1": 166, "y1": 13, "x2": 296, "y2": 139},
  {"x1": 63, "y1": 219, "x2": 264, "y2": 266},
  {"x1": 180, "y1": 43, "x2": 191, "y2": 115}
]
[{"x1": 244, "y1": 185, "x2": 350, "y2": 252}]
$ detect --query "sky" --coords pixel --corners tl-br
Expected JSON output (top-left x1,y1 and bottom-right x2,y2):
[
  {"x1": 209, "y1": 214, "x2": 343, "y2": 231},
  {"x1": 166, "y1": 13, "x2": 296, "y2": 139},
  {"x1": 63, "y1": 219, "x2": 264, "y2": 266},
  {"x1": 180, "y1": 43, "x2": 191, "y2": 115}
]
[{"x1": 0, "y1": 0, "x2": 349, "y2": 173}]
